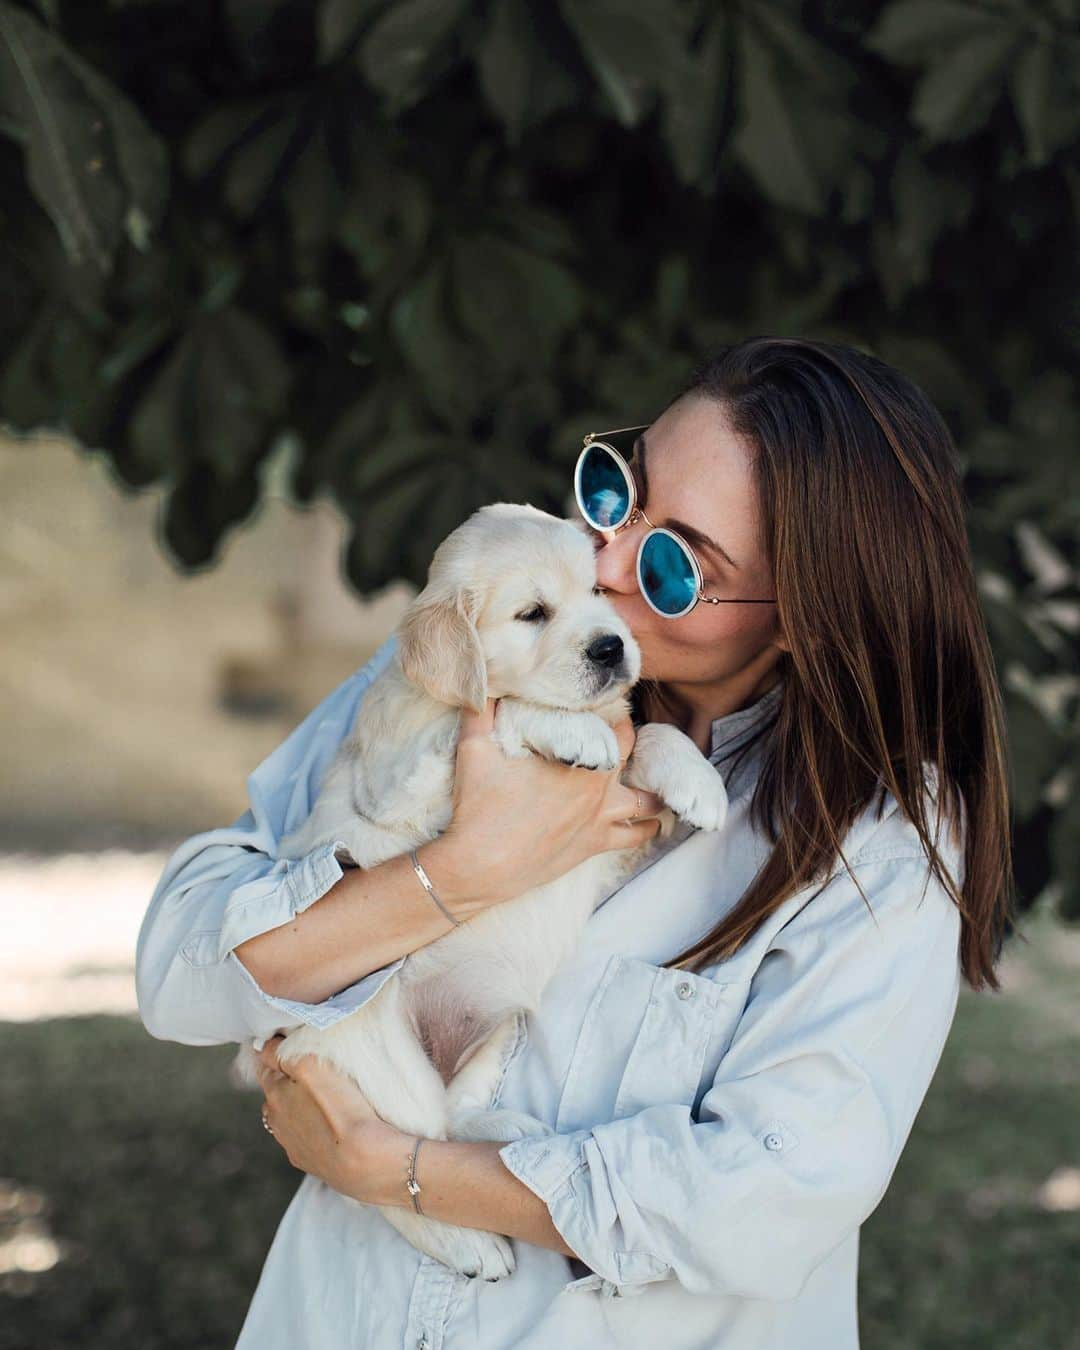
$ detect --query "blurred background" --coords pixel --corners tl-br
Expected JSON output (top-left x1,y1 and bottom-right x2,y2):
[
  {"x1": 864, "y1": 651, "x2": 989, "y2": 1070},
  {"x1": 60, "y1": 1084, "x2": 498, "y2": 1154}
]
[{"x1": 0, "y1": 1, "x2": 1077, "y2": 1346}]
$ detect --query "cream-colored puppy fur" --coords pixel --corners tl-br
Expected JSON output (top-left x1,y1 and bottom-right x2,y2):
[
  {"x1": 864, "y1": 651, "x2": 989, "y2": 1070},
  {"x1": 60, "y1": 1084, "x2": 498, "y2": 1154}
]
[{"x1": 233, "y1": 503, "x2": 728, "y2": 1280}]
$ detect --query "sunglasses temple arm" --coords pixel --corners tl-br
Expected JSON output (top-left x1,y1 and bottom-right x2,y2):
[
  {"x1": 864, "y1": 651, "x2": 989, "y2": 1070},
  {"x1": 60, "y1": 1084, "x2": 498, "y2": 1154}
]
[{"x1": 583, "y1": 423, "x2": 650, "y2": 445}]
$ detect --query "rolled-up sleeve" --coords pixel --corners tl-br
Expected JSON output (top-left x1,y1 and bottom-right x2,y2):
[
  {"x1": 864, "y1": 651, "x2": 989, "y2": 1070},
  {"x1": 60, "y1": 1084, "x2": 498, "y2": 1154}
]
[
  {"x1": 498, "y1": 845, "x2": 965, "y2": 1300},
  {"x1": 135, "y1": 634, "x2": 403, "y2": 1047}
]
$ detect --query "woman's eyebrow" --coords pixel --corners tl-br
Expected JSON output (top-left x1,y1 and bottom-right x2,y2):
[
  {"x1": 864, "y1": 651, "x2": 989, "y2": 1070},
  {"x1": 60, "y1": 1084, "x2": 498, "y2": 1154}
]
[{"x1": 633, "y1": 432, "x2": 740, "y2": 570}]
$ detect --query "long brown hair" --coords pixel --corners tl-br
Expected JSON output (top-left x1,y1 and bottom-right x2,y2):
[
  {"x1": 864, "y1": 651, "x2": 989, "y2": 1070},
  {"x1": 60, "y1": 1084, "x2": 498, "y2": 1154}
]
[{"x1": 638, "y1": 336, "x2": 1015, "y2": 991}]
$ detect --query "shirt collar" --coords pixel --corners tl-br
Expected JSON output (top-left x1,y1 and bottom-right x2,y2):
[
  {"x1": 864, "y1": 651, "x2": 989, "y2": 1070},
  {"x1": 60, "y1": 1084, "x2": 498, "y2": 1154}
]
[{"x1": 708, "y1": 677, "x2": 785, "y2": 762}]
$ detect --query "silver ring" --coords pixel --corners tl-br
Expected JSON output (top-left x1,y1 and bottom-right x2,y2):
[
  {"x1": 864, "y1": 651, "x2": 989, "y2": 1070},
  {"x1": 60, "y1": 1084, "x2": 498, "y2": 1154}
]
[{"x1": 634, "y1": 791, "x2": 643, "y2": 820}]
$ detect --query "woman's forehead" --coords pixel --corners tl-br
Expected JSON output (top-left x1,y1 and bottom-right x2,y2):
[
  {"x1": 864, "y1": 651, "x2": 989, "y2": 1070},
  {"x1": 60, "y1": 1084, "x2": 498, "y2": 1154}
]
[{"x1": 646, "y1": 398, "x2": 761, "y2": 561}]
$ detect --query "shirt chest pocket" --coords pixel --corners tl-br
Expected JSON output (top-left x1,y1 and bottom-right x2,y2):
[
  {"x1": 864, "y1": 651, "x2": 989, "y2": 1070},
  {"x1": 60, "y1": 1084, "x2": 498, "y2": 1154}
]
[{"x1": 555, "y1": 954, "x2": 750, "y2": 1134}]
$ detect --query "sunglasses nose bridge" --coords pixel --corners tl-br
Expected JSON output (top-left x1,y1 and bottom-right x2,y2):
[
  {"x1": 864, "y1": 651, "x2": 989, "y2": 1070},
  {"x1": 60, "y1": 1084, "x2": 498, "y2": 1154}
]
[{"x1": 592, "y1": 517, "x2": 646, "y2": 599}]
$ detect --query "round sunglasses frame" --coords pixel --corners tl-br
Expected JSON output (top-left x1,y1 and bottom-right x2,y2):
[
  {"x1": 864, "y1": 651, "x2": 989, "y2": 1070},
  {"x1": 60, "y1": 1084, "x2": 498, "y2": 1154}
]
[{"x1": 574, "y1": 425, "x2": 777, "y2": 618}]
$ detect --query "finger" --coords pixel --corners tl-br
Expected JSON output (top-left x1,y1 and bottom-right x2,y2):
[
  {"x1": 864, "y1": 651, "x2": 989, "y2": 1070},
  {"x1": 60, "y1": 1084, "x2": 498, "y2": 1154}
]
[
  {"x1": 257, "y1": 1034, "x2": 288, "y2": 1068},
  {"x1": 255, "y1": 1059, "x2": 278, "y2": 1089},
  {"x1": 612, "y1": 717, "x2": 637, "y2": 767},
  {"x1": 458, "y1": 696, "x2": 500, "y2": 738},
  {"x1": 607, "y1": 785, "x2": 665, "y2": 821}
]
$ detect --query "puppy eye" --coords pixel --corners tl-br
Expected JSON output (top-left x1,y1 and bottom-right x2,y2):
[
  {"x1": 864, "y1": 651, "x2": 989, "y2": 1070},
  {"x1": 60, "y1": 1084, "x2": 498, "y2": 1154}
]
[{"x1": 516, "y1": 605, "x2": 547, "y2": 623}]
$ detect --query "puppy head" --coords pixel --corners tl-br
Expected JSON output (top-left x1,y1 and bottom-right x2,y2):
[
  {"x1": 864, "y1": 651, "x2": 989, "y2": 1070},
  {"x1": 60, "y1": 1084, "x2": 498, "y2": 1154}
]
[{"x1": 398, "y1": 502, "x2": 640, "y2": 712}]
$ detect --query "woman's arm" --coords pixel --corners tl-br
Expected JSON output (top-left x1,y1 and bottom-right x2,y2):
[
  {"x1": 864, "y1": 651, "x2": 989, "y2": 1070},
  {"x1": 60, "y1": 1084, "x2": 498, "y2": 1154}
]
[
  {"x1": 371, "y1": 1135, "x2": 580, "y2": 1260},
  {"x1": 233, "y1": 836, "x2": 486, "y2": 1004}
]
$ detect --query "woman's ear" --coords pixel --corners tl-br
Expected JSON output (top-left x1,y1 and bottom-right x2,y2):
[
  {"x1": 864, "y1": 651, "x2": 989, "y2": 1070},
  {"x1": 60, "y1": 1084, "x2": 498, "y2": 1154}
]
[{"x1": 398, "y1": 585, "x2": 488, "y2": 712}]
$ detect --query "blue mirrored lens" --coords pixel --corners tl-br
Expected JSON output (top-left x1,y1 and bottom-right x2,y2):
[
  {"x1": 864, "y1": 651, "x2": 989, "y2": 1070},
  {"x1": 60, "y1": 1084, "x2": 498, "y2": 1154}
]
[
  {"x1": 578, "y1": 444, "x2": 631, "y2": 528},
  {"x1": 639, "y1": 532, "x2": 697, "y2": 615}
]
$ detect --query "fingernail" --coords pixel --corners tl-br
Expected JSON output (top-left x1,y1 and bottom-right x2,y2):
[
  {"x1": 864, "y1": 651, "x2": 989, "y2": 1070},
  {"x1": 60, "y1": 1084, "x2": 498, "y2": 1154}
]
[{"x1": 253, "y1": 1037, "x2": 266, "y2": 1052}]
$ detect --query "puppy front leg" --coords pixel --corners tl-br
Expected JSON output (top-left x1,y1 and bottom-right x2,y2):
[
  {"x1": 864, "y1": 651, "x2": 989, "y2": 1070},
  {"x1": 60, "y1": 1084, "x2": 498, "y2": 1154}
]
[
  {"x1": 623, "y1": 722, "x2": 729, "y2": 832},
  {"x1": 493, "y1": 698, "x2": 621, "y2": 772}
]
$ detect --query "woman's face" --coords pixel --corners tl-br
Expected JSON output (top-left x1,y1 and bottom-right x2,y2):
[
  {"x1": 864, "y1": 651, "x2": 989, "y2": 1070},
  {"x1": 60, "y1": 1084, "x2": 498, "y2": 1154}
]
[{"x1": 593, "y1": 394, "x2": 787, "y2": 690}]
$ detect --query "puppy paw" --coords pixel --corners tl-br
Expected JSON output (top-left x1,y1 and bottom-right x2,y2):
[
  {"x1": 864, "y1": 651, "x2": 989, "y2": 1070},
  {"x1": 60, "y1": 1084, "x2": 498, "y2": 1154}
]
[
  {"x1": 660, "y1": 773, "x2": 728, "y2": 832},
  {"x1": 494, "y1": 701, "x2": 620, "y2": 771},
  {"x1": 388, "y1": 1210, "x2": 516, "y2": 1281},
  {"x1": 455, "y1": 1231, "x2": 517, "y2": 1282},
  {"x1": 539, "y1": 716, "x2": 620, "y2": 771},
  {"x1": 625, "y1": 723, "x2": 729, "y2": 832}
]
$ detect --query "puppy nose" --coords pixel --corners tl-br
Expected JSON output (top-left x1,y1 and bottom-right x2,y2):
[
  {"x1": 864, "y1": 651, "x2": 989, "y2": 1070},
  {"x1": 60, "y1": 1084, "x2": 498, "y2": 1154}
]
[{"x1": 586, "y1": 634, "x2": 624, "y2": 668}]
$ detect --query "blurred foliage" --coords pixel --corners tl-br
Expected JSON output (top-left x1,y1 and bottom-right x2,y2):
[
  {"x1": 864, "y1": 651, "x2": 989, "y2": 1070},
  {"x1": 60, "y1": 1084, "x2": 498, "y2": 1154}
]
[
  {"x1": 3, "y1": 907, "x2": 1079, "y2": 1344},
  {"x1": 0, "y1": 0, "x2": 1076, "y2": 916}
]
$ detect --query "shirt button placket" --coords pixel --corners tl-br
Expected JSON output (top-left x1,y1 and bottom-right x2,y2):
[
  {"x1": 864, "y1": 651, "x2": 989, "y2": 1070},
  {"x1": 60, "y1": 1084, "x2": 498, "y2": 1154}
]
[{"x1": 404, "y1": 1255, "x2": 457, "y2": 1350}]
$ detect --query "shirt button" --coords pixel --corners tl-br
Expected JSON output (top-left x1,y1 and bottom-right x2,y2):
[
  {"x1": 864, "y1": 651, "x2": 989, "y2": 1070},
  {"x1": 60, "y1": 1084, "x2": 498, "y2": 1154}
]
[
  {"x1": 417, "y1": 1337, "x2": 431, "y2": 1350},
  {"x1": 675, "y1": 981, "x2": 694, "y2": 1000},
  {"x1": 763, "y1": 1132, "x2": 784, "y2": 1151}
]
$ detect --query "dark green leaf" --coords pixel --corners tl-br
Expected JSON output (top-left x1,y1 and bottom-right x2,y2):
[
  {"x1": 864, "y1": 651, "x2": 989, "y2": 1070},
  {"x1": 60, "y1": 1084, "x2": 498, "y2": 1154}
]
[
  {"x1": 360, "y1": 0, "x2": 469, "y2": 111},
  {"x1": 866, "y1": 0, "x2": 1002, "y2": 66},
  {"x1": 731, "y1": 8, "x2": 863, "y2": 215},
  {"x1": 1009, "y1": 37, "x2": 1080, "y2": 166},
  {"x1": 127, "y1": 308, "x2": 290, "y2": 480},
  {"x1": 0, "y1": 1, "x2": 168, "y2": 271},
  {"x1": 1003, "y1": 688, "x2": 1064, "y2": 818},
  {"x1": 557, "y1": 0, "x2": 674, "y2": 126},
  {"x1": 911, "y1": 25, "x2": 1022, "y2": 142},
  {"x1": 659, "y1": 8, "x2": 729, "y2": 191},
  {"x1": 449, "y1": 233, "x2": 583, "y2": 369},
  {"x1": 477, "y1": 0, "x2": 580, "y2": 142}
]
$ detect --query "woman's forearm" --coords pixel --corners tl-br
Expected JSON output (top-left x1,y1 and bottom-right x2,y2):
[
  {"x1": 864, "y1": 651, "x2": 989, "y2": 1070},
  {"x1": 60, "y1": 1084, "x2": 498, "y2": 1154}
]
[
  {"x1": 233, "y1": 838, "x2": 489, "y2": 1005},
  {"x1": 365, "y1": 1131, "x2": 579, "y2": 1261}
]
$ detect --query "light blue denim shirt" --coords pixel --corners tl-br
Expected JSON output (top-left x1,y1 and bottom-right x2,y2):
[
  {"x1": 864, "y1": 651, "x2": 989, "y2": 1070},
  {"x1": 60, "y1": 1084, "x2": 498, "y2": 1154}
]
[{"x1": 136, "y1": 634, "x2": 965, "y2": 1350}]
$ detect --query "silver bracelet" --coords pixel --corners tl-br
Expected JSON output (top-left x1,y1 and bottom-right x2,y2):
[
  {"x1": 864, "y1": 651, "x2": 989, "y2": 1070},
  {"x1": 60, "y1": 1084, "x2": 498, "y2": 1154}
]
[
  {"x1": 409, "y1": 848, "x2": 461, "y2": 928},
  {"x1": 406, "y1": 1136, "x2": 424, "y2": 1214}
]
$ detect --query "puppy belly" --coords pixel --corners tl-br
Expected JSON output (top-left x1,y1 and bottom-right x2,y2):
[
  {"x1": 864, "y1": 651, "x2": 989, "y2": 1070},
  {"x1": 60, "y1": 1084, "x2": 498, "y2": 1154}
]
[{"x1": 408, "y1": 986, "x2": 495, "y2": 1086}]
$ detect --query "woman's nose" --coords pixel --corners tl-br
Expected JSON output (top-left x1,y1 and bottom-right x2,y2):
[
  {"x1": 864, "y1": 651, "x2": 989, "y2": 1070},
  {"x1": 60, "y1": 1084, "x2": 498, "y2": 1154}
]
[{"x1": 594, "y1": 525, "x2": 639, "y2": 594}]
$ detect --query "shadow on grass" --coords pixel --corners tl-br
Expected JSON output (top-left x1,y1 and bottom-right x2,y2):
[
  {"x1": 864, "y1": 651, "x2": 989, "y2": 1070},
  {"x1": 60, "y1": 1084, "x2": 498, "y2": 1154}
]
[
  {"x1": 0, "y1": 1017, "x2": 294, "y2": 1350},
  {"x1": 2, "y1": 910, "x2": 1078, "y2": 1349}
]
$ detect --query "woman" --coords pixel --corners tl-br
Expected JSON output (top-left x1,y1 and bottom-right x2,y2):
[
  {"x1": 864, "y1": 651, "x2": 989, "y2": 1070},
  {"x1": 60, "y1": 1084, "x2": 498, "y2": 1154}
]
[{"x1": 136, "y1": 336, "x2": 1013, "y2": 1348}]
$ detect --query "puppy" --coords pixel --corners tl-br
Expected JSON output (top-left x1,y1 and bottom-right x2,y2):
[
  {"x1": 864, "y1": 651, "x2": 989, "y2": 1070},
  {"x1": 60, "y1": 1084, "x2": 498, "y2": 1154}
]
[{"x1": 233, "y1": 502, "x2": 728, "y2": 1280}]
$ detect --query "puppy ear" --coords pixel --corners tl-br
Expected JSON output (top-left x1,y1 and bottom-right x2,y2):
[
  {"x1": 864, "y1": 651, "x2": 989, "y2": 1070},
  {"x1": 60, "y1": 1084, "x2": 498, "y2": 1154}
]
[{"x1": 398, "y1": 585, "x2": 488, "y2": 712}]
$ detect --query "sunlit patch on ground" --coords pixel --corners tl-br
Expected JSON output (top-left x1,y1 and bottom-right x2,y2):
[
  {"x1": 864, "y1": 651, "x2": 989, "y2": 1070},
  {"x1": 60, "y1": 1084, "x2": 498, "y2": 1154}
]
[
  {"x1": 0, "y1": 1179, "x2": 64, "y2": 1296},
  {"x1": 1037, "y1": 1166, "x2": 1080, "y2": 1213},
  {"x1": 0, "y1": 850, "x2": 168, "y2": 1020}
]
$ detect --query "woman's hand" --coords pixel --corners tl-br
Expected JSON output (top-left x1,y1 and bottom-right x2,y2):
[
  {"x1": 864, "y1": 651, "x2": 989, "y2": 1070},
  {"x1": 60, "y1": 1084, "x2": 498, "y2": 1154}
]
[
  {"x1": 426, "y1": 700, "x2": 665, "y2": 909},
  {"x1": 255, "y1": 1035, "x2": 409, "y2": 1205}
]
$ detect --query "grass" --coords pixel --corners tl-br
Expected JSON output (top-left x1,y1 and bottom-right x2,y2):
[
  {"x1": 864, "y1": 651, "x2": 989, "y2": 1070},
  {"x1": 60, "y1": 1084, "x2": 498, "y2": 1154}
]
[{"x1": 1, "y1": 904, "x2": 1077, "y2": 1349}]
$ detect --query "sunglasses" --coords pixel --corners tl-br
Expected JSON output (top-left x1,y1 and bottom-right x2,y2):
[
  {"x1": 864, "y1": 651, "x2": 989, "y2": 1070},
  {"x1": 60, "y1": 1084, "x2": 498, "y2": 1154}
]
[{"x1": 573, "y1": 424, "x2": 777, "y2": 619}]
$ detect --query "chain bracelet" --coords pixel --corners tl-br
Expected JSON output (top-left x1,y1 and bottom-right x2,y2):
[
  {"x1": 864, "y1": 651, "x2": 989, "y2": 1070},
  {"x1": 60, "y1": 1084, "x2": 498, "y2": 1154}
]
[
  {"x1": 409, "y1": 848, "x2": 461, "y2": 929},
  {"x1": 406, "y1": 1136, "x2": 424, "y2": 1214}
]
